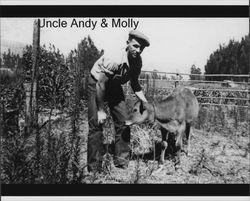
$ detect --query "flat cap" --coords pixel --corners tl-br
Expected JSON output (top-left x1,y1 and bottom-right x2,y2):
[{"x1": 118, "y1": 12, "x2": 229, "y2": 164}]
[{"x1": 129, "y1": 30, "x2": 150, "y2": 47}]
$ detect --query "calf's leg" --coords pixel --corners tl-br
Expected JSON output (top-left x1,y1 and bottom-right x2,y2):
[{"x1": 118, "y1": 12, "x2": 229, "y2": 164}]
[
  {"x1": 174, "y1": 121, "x2": 186, "y2": 166},
  {"x1": 159, "y1": 127, "x2": 169, "y2": 165},
  {"x1": 186, "y1": 123, "x2": 192, "y2": 156}
]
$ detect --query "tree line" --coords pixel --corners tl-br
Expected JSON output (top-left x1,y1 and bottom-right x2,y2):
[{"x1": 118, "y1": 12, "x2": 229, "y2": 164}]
[
  {"x1": 204, "y1": 33, "x2": 249, "y2": 81},
  {"x1": 190, "y1": 33, "x2": 249, "y2": 81}
]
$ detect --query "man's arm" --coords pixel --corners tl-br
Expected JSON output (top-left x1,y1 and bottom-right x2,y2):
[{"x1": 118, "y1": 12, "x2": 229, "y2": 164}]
[
  {"x1": 135, "y1": 90, "x2": 148, "y2": 102},
  {"x1": 130, "y1": 68, "x2": 148, "y2": 103}
]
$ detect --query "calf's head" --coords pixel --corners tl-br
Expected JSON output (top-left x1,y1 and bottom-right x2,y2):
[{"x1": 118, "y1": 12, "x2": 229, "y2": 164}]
[{"x1": 125, "y1": 101, "x2": 151, "y2": 126}]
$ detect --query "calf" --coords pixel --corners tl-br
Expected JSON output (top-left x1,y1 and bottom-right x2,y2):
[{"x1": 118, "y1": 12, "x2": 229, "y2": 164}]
[{"x1": 126, "y1": 87, "x2": 199, "y2": 165}]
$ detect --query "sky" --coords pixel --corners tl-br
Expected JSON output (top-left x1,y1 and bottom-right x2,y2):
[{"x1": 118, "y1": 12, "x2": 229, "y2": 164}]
[{"x1": 1, "y1": 17, "x2": 249, "y2": 74}]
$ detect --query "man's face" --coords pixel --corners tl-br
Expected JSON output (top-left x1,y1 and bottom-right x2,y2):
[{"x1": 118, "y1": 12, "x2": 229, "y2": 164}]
[{"x1": 127, "y1": 38, "x2": 145, "y2": 59}]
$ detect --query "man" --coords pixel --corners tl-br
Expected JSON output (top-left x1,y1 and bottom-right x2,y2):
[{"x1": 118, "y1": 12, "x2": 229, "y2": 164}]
[{"x1": 87, "y1": 30, "x2": 150, "y2": 172}]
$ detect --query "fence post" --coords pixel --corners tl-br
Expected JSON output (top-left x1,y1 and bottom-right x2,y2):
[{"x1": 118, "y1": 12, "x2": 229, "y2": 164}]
[
  {"x1": 24, "y1": 82, "x2": 37, "y2": 134},
  {"x1": 26, "y1": 19, "x2": 41, "y2": 181},
  {"x1": 24, "y1": 19, "x2": 40, "y2": 135},
  {"x1": 31, "y1": 19, "x2": 40, "y2": 128},
  {"x1": 0, "y1": 98, "x2": 4, "y2": 137},
  {"x1": 146, "y1": 73, "x2": 149, "y2": 95}
]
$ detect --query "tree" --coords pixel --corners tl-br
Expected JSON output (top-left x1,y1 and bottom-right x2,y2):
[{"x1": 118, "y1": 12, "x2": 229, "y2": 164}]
[
  {"x1": 190, "y1": 64, "x2": 202, "y2": 80},
  {"x1": 65, "y1": 36, "x2": 103, "y2": 183},
  {"x1": 23, "y1": 44, "x2": 71, "y2": 110},
  {"x1": 67, "y1": 36, "x2": 103, "y2": 99},
  {"x1": 204, "y1": 34, "x2": 249, "y2": 81},
  {"x1": 0, "y1": 68, "x2": 15, "y2": 84},
  {"x1": 151, "y1": 69, "x2": 159, "y2": 79},
  {"x1": 1, "y1": 49, "x2": 21, "y2": 70}
]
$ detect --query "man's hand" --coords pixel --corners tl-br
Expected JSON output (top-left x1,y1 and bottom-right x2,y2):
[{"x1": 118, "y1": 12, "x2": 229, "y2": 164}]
[
  {"x1": 97, "y1": 110, "x2": 107, "y2": 124},
  {"x1": 135, "y1": 90, "x2": 148, "y2": 103}
]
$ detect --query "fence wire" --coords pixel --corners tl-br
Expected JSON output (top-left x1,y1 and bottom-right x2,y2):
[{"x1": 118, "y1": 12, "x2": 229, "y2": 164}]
[{"x1": 124, "y1": 71, "x2": 250, "y2": 109}]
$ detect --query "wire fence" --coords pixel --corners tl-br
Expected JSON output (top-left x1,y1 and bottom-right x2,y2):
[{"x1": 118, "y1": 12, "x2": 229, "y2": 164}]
[{"x1": 124, "y1": 71, "x2": 250, "y2": 109}]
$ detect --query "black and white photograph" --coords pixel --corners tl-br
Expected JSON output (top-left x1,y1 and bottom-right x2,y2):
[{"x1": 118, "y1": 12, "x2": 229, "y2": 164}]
[{"x1": 0, "y1": 3, "x2": 249, "y2": 200}]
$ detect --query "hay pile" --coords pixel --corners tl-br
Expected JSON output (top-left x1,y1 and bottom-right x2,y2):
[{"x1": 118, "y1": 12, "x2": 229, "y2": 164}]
[
  {"x1": 130, "y1": 124, "x2": 160, "y2": 155},
  {"x1": 102, "y1": 104, "x2": 161, "y2": 155}
]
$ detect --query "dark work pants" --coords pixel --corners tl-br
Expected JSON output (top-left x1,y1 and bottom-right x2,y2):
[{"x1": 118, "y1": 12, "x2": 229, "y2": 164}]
[{"x1": 87, "y1": 75, "x2": 131, "y2": 172}]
